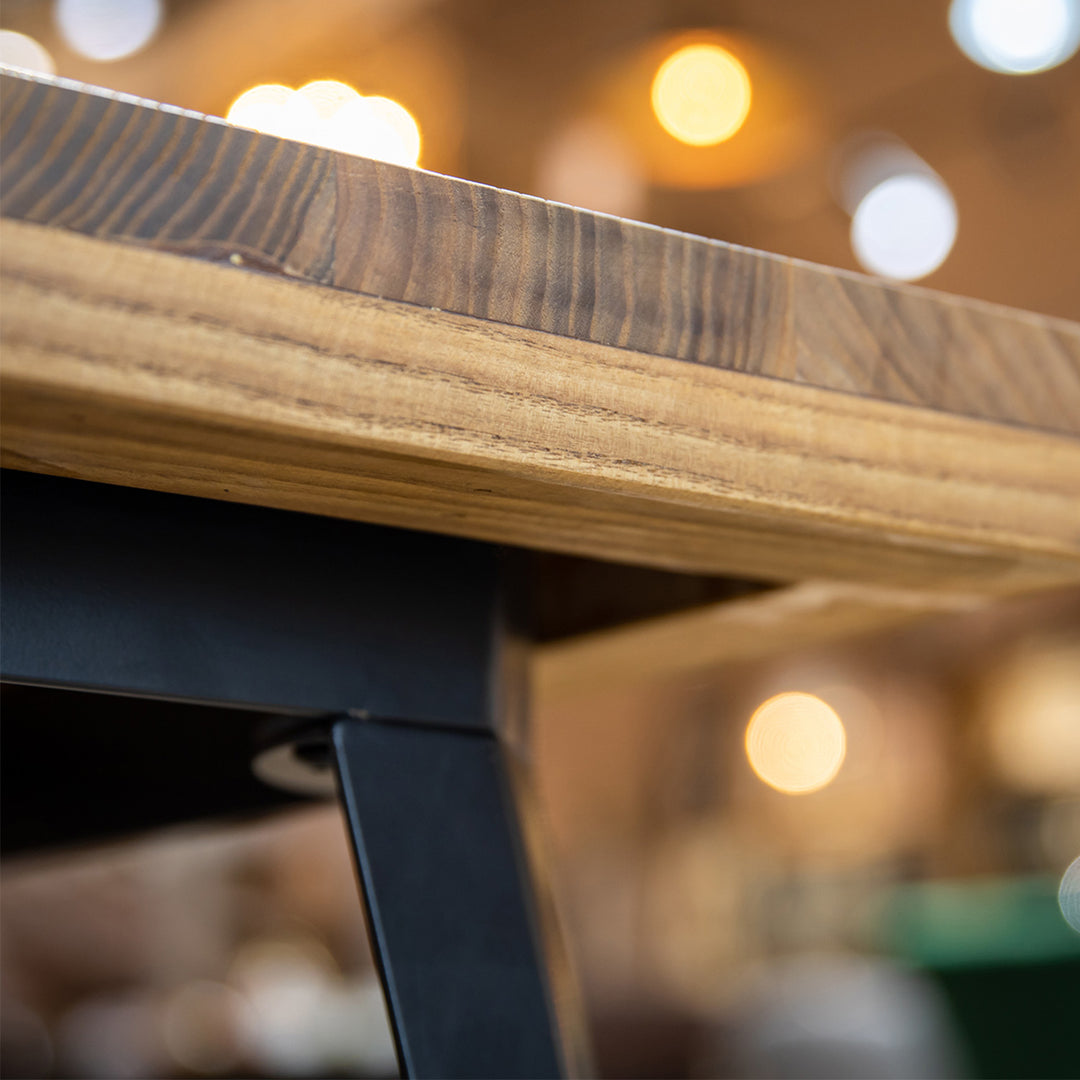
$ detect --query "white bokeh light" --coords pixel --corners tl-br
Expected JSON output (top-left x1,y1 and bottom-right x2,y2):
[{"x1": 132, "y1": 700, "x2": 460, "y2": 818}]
[
  {"x1": 325, "y1": 95, "x2": 421, "y2": 166},
  {"x1": 226, "y1": 81, "x2": 421, "y2": 167},
  {"x1": 949, "y1": 0, "x2": 1080, "y2": 74},
  {"x1": 1060, "y1": 856, "x2": 1080, "y2": 934},
  {"x1": 295, "y1": 79, "x2": 362, "y2": 120},
  {"x1": 851, "y1": 173, "x2": 958, "y2": 282},
  {"x1": 227, "y1": 84, "x2": 320, "y2": 144},
  {"x1": 54, "y1": 0, "x2": 163, "y2": 62},
  {"x1": 0, "y1": 30, "x2": 56, "y2": 74}
]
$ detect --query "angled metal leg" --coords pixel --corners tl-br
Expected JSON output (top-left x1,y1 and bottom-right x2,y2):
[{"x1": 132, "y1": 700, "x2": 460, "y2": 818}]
[
  {"x1": 2, "y1": 470, "x2": 579, "y2": 1078},
  {"x1": 331, "y1": 717, "x2": 565, "y2": 1080}
]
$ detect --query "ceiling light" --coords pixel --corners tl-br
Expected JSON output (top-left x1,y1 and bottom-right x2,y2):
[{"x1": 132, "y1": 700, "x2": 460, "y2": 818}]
[
  {"x1": 54, "y1": 0, "x2": 163, "y2": 62},
  {"x1": 745, "y1": 692, "x2": 847, "y2": 795},
  {"x1": 949, "y1": 0, "x2": 1080, "y2": 73},
  {"x1": 226, "y1": 82, "x2": 421, "y2": 168},
  {"x1": 0, "y1": 30, "x2": 56, "y2": 74},
  {"x1": 850, "y1": 172, "x2": 958, "y2": 282},
  {"x1": 651, "y1": 42, "x2": 751, "y2": 146}
]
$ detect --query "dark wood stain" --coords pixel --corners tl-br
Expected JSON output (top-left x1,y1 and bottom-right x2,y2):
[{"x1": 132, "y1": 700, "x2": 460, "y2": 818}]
[{"x1": 2, "y1": 71, "x2": 1078, "y2": 436}]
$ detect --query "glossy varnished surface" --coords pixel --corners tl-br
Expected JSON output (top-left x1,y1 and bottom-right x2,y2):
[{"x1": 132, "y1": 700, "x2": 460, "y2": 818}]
[{"x1": 2, "y1": 70, "x2": 1079, "y2": 435}]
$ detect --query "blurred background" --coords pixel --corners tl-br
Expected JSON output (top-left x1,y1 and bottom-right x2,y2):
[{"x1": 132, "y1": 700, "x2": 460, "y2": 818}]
[{"x1": 2, "y1": 1, "x2": 1079, "y2": 1077}]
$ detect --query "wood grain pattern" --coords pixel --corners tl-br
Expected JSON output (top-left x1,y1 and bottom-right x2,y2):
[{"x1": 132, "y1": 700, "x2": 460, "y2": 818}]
[
  {"x1": 3, "y1": 219, "x2": 1078, "y2": 592},
  {"x1": 532, "y1": 582, "x2": 989, "y2": 701},
  {"x1": 2, "y1": 70, "x2": 1079, "y2": 436}
]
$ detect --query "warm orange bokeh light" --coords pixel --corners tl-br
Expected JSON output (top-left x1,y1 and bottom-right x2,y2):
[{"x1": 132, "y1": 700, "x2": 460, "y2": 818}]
[
  {"x1": 983, "y1": 642, "x2": 1080, "y2": 795},
  {"x1": 592, "y1": 30, "x2": 818, "y2": 189},
  {"x1": 745, "y1": 692, "x2": 847, "y2": 795},
  {"x1": 226, "y1": 81, "x2": 421, "y2": 167},
  {"x1": 651, "y1": 42, "x2": 751, "y2": 146}
]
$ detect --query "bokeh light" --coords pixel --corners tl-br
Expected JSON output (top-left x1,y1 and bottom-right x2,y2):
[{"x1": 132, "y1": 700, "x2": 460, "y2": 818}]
[
  {"x1": 230, "y1": 937, "x2": 338, "y2": 1077},
  {"x1": 851, "y1": 173, "x2": 958, "y2": 281},
  {"x1": 56, "y1": 994, "x2": 161, "y2": 1078},
  {"x1": 226, "y1": 84, "x2": 311, "y2": 142},
  {"x1": 296, "y1": 79, "x2": 362, "y2": 120},
  {"x1": 159, "y1": 980, "x2": 245, "y2": 1076},
  {"x1": 0, "y1": 30, "x2": 56, "y2": 74},
  {"x1": 327, "y1": 96, "x2": 422, "y2": 164},
  {"x1": 949, "y1": 0, "x2": 1080, "y2": 73},
  {"x1": 651, "y1": 43, "x2": 751, "y2": 146},
  {"x1": 745, "y1": 692, "x2": 847, "y2": 795},
  {"x1": 1060, "y1": 856, "x2": 1080, "y2": 934},
  {"x1": 983, "y1": 642, "x2": 1080, "y2": 795},
  {"x1": 54, "y1": 0, "x2": 163, "y2": 62},
  {"x1": 226, "y1": 81, "x2": 421, "y2": 167},
  {"x1": 536, "y1": 116, "x2": 646, "y2": 219}
]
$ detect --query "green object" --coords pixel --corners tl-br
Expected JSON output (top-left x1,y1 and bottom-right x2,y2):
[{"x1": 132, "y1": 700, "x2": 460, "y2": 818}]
[
  {"x1": 883, "y1": 875, "x2": 1080, "y2": 969},
  {"x1": 881, "y1": 876, "x2": 1080, "y2": 1079}
]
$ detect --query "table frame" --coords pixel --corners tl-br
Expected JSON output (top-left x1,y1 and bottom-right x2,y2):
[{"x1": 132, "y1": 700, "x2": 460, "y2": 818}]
[{"x1": 1, "y1": 469, "x2": 573, "y2": 1079}]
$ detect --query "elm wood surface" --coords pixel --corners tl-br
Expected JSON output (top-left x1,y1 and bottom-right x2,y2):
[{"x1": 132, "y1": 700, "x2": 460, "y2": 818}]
[
  {"x1": 2, "y1": 70, "x2": 1079, "y2": 436},
  {"x1": 3, "y1": 218, "x2": 1080, "y2": 593}
]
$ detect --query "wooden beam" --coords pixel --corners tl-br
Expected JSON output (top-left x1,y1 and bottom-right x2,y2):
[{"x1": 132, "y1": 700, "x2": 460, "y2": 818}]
[
  {"x1": 3, "y1": 219, "x2": 1078, "y2": 591},
  {"x1": 2, "y1": 71, "x2": 1079, "y2": 436},
  {"x1": 531, "y1": 582, "x2": 989, "y2": 702}
]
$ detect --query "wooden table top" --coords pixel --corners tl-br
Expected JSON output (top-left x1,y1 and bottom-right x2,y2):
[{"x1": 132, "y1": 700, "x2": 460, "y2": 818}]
[{"x1": 3, "y1": 69, "x2": 1079, "y2": 615}]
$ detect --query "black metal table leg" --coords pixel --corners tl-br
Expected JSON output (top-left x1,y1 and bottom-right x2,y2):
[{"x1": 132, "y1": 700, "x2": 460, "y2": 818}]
[
  {"x1": 1, "y1": 470, "x2": 580, "y2": 1078},
  {"x1": 332, "y1": 717, "x2": 565, "y2": 1079}
]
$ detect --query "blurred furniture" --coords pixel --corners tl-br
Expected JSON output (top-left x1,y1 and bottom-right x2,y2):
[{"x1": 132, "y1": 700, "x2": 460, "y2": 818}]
[{"x1": 2, "y1": 69, "x2": 1079, "y2": 1078}]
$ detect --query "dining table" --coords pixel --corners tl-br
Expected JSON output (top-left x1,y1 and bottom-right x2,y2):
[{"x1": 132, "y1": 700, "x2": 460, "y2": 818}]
[{"x1": 2, "y1": 67, "x2": 1078, "y2": 1079}]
